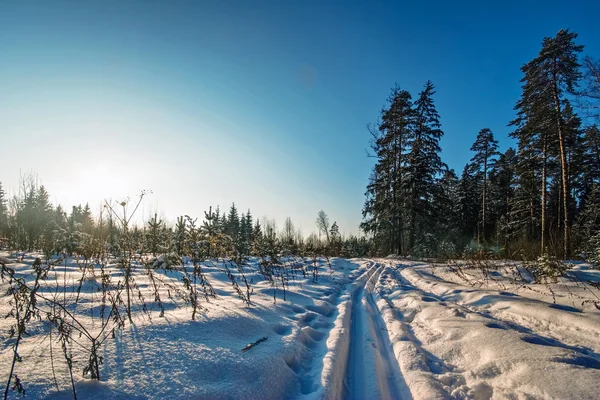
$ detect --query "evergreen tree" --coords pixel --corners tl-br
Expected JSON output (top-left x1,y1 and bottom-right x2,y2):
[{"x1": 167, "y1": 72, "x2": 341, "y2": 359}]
[
  {"x1": 580, "y1": 125, "x2": 600, "y2": 193},
  {"x1": 202, "y1": 206, "x2": 221, "y2": 258},
  {"x1": 245, "y1": 211, "x2": 253, "y2": 253},
  {"x1": 406, "y1": 81, "x2": 445, "y2": 251},
  {"x1": 458, "y1": 162, "x2": 481, "y2": 242},
  {"x1": 329, "y1": 221, "x2": 341, "y2": 255},
  {"x1": 361, "y1": 86, "x2": 414, "y2": 255},
  {"x1": 35, "y1": 185, "x2": 53, "y2": 253},
  {"x1": 281, "y1": 217, "x2": 295, "y2": 252},
  {"x1": 173, "y1": 216, "x2": 187, "y2": 255},
  {"x1": 469, "y1": 128, "x2": 499, "y2": 243},
  {"x1": 512, "y1": 29, "x2": 583, "y2": 257},
  {"x1": 574, "y1": 184, "x2": 600, "y2": 255},
  {"x1": 146, "y1": 213, "x2": 164, "y2": 257},
  {"x1": 489, "y1": 148, "x2": 517, "y2": 246},
  {"x1": 21, "y1": 184, "x2": 37, "y2": 251},
  {"x1": 251, "y1": 220, "x2": 263, "y2": 255},
  {"x1": 81, "y1": 203, "x2": 95, "y2": 234},
  {"x1": 0, "y1": 182, "x2": 7, "y2": 238},
  {"x1": 508, "y1": 142, "x2": 541, "y2": 250},
  {"x1": 432, "y1": 169, "x2": 461, "y2": 247},
  {"x1": 226, "y1": 203, "x2": 240, "y2": 246},
  {"x1": 213, "y1": 206, "x2": 223, "y2": 233}
]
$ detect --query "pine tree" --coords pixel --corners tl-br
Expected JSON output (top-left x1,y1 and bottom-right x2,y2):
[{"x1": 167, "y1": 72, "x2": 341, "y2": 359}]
[
  {"x1": 329, "y1": 221, "x2": 341, "y2": 255},
  {"x1": 513, "y1": 29, "x2": 584, "y2": 257},
  {"x1": 469, "y1": 128, "x2": 499, "y2": 243},
  {"x1": 361, "y1": 86, "x2": 414, "y2": 255}
]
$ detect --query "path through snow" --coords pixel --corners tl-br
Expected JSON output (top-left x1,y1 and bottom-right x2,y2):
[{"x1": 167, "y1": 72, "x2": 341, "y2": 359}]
[{"x1": 342, "y1": 264, "x2": 410, "y2": 400}]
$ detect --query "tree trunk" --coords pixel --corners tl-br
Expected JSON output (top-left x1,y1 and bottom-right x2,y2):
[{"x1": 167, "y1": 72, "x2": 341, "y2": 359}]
[
  {"x1": 541, "y1": 134, "x2": 547, "y2": 253},
  {"x1": 552, "y1": 72, "x2": 570, "y2": 259},
  {"x1": 481, "y1": 147, "x2": 488, "y2": 244}
]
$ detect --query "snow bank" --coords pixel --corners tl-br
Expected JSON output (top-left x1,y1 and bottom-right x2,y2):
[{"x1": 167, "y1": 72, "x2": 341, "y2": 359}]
[{"x1": 372, "y1": 261, "x2": 600, "y2": 399}]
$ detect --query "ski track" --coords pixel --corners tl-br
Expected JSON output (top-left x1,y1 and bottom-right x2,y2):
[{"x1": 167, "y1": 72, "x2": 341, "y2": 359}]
[{"x1": 341, "y1": 264, "x2": 409, "y2": 400}]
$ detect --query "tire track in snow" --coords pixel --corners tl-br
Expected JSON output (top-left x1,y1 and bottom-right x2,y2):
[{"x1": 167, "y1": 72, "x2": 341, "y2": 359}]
[{"x1": 342, "y1": 265, "x2": 409, "y2": 400}]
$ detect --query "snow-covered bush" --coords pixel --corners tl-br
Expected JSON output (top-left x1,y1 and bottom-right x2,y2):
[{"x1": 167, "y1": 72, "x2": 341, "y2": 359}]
[
  {"x1": 584, "y1": 232, "x2": 600, "y2": 269},
  {"x1": 525, "y1": 252, "x2": 569, "y2": 284},
  {"x1": 436, "y1": 240, "x2": 457, "y2": 260}
]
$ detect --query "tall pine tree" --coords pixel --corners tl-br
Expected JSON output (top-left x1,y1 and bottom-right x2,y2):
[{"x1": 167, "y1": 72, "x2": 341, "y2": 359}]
[
  {"x1": 469, "y1": 128, "x2": 499, "y2": 243},
  {"x1": 512, "y1": 29, "x2": 583, "y2": 257}
]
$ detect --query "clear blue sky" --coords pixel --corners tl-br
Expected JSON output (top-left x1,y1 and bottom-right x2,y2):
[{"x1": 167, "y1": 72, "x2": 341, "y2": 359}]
[{"x1": 1, "y1": 0, "x2": 599, "y2": 235}]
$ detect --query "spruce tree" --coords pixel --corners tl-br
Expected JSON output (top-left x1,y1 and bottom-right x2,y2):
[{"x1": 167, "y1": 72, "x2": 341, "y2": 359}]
[
  {"x1": 432, "y1": 169, "x2": 461, "y2": 246},
  {"x1": 226, "y1": 203, "x2": 240, "y2": 245},
  {"x1": 173, "y1": 216, "x2": 187, "y2": 255},
  {"x1": 146, "y1": 213, "x2": 164, "y2": 257},
  {"x1": 35, "y1": 185, "x2": 53, "y2": 253},
  {"x1": 406, "y1": 80, "x2": 445, "y2": 251},
  {"x1": 81, "y1": 203, "x2": 95, "y2": 234},
  {"x1": 458, "y1": 162, "x2": 481, "y2": 242},
  {"x1": 489, "y1": 148, "x2": 517, "y2": 246},
  {"x1": 251, "y1": 220, "x2": 263, "y2": 255}
]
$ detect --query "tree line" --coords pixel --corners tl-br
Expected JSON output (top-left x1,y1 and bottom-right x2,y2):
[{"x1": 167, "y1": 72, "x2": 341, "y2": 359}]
[
  {"x1": 362, "y1": 29, "x2": 600, "y2": 260},
  {"x1": 0, "y1": 177, "x2": 370, "y2": 260}
]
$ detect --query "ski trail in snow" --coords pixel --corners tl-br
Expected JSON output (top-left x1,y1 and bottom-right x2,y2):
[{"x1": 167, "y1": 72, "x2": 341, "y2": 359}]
[
  {"x1": 344, "y1": 285, "x2": 367, "y2": 399},
  {"x1": 342, "y1": 265, "x2": 409, "y2": 400}
]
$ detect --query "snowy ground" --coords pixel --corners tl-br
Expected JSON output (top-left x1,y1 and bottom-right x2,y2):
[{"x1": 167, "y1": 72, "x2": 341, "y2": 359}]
[{"x1": 1, "y1": 254, "x2": 600, "y2": 399}]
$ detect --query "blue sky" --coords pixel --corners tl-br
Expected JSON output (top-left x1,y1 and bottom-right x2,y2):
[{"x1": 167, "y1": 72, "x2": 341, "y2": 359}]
[{"x1": 1, "y1": 0, "x2": 599, "y2": 235}]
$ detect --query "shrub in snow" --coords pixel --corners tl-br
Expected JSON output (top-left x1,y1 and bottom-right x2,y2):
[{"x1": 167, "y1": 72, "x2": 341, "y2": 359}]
[
  {"x1": 437, "y1": 240, "x2": 457, "y2": 260},
  {"x1": 525, "y1": 252, "x2": 569, "y2": 284},
  {"x1": 151, "y1": 253, "x2": 182, "y2": 269},
  {"x1": 585, "y1": 232, "x2": 600, "y2": 269}
]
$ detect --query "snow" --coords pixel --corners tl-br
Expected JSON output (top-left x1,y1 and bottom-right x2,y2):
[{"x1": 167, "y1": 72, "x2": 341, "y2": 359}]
[
  {"x1": 1, "y1": 254, "x2": 600, "y2": 399},
  {"x1": 372, "y1": 261, "x2": 600, "y2": 399}
]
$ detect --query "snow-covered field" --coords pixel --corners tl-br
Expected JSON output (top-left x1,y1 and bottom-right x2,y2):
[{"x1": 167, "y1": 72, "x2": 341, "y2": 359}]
[{"x1": 1, "y1": 254, "x2": 600, "y2": 399}]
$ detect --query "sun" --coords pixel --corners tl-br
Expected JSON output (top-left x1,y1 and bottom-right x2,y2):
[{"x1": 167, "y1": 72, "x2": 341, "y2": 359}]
[{"x1": 76, "y1": 164, "x2": 129, "y2": 207}]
